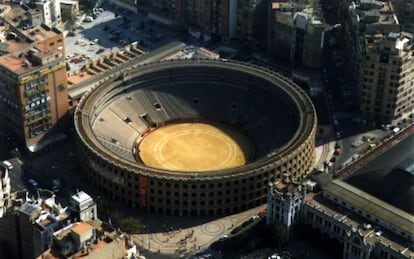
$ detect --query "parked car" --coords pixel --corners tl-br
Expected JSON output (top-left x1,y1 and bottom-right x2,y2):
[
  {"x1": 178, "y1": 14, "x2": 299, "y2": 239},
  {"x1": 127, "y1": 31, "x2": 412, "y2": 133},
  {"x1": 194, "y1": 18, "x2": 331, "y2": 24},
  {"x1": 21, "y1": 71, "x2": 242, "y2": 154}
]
[{"x1": 1, "y1": 160, "x2": 13, "y2": 170}]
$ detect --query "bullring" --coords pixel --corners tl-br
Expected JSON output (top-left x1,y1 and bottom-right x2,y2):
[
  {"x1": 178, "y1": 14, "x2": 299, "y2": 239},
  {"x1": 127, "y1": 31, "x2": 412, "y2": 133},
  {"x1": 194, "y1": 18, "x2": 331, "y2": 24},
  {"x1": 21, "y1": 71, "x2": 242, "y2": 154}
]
[{"x1": 74, "y1": 59, "x2": 317, "y2": 216}]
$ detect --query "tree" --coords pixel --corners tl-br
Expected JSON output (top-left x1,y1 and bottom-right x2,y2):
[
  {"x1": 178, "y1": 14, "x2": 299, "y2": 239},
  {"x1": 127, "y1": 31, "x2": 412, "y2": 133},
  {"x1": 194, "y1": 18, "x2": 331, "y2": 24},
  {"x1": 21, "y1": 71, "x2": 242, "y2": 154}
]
[
  {"x1": 65, "y1": 11, "x2": 79, "y2": 31},
  {"x1": 119, "y1": 217, "x2": 142, "y2": 234}
]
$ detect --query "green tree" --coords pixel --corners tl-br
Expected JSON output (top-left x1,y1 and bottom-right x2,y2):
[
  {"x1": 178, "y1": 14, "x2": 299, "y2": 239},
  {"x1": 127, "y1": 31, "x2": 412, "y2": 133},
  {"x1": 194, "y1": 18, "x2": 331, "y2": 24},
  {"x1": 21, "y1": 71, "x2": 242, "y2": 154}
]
[
  {"x1": 80, "y1": 0, "x2": 97, "y2": 12},
  {"x1": 119, "y1": 217, "x2": 142, "y2": 234},
  {"x1": 65, "y1": 12, "x2": 79, "y2": 33}
]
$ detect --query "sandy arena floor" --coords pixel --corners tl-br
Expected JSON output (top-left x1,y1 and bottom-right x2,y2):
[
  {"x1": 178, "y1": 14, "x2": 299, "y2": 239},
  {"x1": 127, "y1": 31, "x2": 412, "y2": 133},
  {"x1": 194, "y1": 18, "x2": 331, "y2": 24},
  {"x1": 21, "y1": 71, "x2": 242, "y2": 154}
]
[{"x1": 138, "y1": 122, "x2": 253, "y2": 171}]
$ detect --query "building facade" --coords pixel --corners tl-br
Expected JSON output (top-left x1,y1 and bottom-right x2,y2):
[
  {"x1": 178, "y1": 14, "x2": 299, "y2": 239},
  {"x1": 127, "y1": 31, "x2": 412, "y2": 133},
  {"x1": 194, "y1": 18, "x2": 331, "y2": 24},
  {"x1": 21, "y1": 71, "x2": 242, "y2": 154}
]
[
  {"x1": 69, "y1": 191, "x2": 97, "y2": 222},
  {"x1": 138, "y1": 0, "x2": 238, "y2": 40},
  {"x1": 267, "y1": 179, "x2": 414, "y2": 259},
  {"x1": 267, "y1": 1, "x2": 325, "y2": 69},
  {"x1": 0, "y1": 4, "x2": 68, "y2": 152},
  {"x1": 237, "y1": 0, "x2": 267, "y2": 41},
  {"x1": 0, "y1": 164, "x2": 11, "y2": 218},
  {"x1": 266, "y1": 179, "x2": 306, "y2": 234},
  {"x1": 341, "y1": 0, "x2": 414, "y2": 123},
  {"x1": 0, "y1": 188, "x2": 137, "y2": 258},
  {"x1": 35, "y1": 0, "x2": 62, "y2": 27}
]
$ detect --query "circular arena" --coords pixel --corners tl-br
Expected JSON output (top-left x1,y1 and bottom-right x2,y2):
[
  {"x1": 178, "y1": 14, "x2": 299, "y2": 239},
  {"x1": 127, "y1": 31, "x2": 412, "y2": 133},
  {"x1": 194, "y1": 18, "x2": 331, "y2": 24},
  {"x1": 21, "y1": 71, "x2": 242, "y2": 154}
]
[{"x1": 74, "y1": 59, "x2": 317, "y2": 216}]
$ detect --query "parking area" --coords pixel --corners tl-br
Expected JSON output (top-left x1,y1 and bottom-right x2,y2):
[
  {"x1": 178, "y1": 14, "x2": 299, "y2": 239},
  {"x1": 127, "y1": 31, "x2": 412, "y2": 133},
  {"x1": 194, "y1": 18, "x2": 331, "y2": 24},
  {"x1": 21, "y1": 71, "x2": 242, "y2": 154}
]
[{"x1": 65, "y1": 3, "x2": 179, "y2": 73}]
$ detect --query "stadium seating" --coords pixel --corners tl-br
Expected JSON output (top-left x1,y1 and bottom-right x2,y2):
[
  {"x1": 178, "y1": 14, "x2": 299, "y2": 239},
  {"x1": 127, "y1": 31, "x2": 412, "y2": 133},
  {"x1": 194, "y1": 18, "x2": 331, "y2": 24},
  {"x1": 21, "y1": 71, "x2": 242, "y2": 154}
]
[{"x1": 90, "y1": 64, "x2": 304, "y2": 162}]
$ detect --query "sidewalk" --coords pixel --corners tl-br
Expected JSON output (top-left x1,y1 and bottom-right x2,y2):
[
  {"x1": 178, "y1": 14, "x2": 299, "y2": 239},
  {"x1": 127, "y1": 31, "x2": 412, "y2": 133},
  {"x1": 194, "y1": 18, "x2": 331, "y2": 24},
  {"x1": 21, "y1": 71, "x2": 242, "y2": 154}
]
[
  {"x1": 133, "y1": 205, "x2": 266, "y2": 257},
  {"x1": 314, "y1": 139, "x2": 335, "y2": 171}
]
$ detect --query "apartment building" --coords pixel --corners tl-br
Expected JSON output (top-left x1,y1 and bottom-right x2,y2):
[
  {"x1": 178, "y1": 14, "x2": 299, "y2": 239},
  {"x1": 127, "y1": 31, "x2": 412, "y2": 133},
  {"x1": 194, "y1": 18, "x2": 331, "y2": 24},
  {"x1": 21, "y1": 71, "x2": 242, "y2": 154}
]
[
  {"x1": 140, "y1": 0, "x2": 180, "y2": 18},
  {"x1": 35, "y1": 0, "x2": 62, "y2": 27},
  {"x1": 267, "y1": 0, "x2": 325, "y2": 69},
  {"x1": 0, "y1": 189, "x2": 137, "y2": 258},
  {"x1": 139, "y1": 0, "x2": 238, "y2": 40},
  {"x1": 0, "y1": 190, "x2": 70, "y2": 258},
  {"x1": 0, "y1": 3, "x2": 68, "y2": 152},
  {"x1": 341, "y1": 0, "x2": 414, "y2": 123},
  {"x1": 237, "y1": 0, "x2": 267, "y2": 41}
]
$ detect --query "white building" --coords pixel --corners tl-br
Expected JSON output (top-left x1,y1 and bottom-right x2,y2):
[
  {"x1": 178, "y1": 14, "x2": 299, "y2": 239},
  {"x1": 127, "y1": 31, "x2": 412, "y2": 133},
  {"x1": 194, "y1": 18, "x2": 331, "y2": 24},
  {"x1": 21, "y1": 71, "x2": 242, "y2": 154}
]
[
  {"x1": 70, "y1": 191, "x2": 97, "y2": 222},
  {"x1": 36, "y1": 0, "x2": 62, "y2": 27},
  {"x1": 266, "y1": 179, "x2": 306, "y2": 234}
]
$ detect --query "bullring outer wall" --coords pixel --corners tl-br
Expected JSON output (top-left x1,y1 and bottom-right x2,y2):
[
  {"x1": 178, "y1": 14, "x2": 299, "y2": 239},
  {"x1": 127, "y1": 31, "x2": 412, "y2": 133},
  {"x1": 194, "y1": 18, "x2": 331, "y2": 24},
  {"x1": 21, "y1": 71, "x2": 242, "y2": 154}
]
[{"x1": 74, "y1": 59, "x2": 317, "y2": 216}]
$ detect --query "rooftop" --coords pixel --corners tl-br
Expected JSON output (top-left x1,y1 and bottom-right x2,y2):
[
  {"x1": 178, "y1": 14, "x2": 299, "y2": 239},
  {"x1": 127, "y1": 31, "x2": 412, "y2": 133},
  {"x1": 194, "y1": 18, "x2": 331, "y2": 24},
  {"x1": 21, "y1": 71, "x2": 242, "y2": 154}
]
[
  {"x1": 19, "y1": 202, "x2": 41, "y2": 217},
  {"x1": 71, "y1": 222, "x2": 93, "y2": 236},
  {"x1": 71, "y1": 191, "x2": 93, "y2": 204},
  {"x1": 345, "y1": 134, "x2": 414, "y2": 214},
  {"x1": 269, "y1": 179, "x2": 301, "y2": 195},
  {"x1": 162, "y1": 46, "x2": 220, "y2": 60},
  {"x1": 325, "y1": 180, "x2": 414, "y2": 236},
  {"x1": 0, "y1": 2, "x2": 64, "y2": 74},
  {"x1": 1, "y1": 3, "x2": 61, "y2": 42},
  {"x1": 307, "y1": 192, "x2": 414, "y2": 257},
  {"x1": 351, "y1": 0, "x2": 399, "y2": 33}
]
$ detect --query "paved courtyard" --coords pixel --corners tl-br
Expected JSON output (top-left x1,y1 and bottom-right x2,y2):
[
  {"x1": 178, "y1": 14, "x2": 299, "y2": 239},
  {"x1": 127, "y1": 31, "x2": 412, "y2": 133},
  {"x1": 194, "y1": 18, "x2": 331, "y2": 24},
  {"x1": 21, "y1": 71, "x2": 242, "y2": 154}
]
[{"x1": 133, "y1": 205, "x2": 266, "y2": 257}]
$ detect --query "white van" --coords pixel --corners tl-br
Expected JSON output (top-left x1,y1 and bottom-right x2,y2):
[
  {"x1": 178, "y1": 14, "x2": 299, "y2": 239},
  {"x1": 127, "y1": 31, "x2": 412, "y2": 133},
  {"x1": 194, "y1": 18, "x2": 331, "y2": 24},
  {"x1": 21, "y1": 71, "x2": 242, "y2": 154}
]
[{"x1": 2, "y1": 160, "x2": 13, "y2": 170}]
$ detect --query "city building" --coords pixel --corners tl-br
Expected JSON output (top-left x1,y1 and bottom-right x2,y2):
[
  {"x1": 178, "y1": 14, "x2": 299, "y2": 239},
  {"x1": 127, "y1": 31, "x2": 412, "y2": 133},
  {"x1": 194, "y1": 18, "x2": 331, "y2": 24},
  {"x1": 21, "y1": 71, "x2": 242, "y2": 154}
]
[
  {"x1": 184, "y1": 0, "x2": 238, "y2": 40},
  {"x1": 60, "y1": 0, "x2": 79, "y2": 22},
  {"x1": 35, "y1": 0, "x2": 62, "y2": 27},
  {"x1": 0, "y1": 189, "x2": 71, "y2": 258},
  {"x1": 266, "y1": 179, "x2": 414, "y2": 258},
  {"x1": 267, "y1": 0, "x2": 325, "y2": 69},
  {"x1": 0, "y1": 3, "x2": 69, "y2": 153},
  {"x1": 0, "y1": 163, "x2": 11, "y2": 218},
  {"x1": 140, "y1": 0, "x2": 184, "y2": 19},
  {"x1": 41, "y1": 221, "x2": 137, "y2": 258},
  {"x1": 266, "y1": 178, "x2": 306, "y2": 234},
  {"x1": 69, "y1": 191, "x2": 97, "y2": 222},
  {"x1": 0, "y1": 188, "x2": 138, "y2": 258},
  {"x1": 237, "y1": 0, "x2": 267, "y2": 41},
  {"x1": 341, "y1": 0, "x2": 414, "y2": 123},
  {"x1": 138, "y1": 0, "x2": 238, "y2": 40}
]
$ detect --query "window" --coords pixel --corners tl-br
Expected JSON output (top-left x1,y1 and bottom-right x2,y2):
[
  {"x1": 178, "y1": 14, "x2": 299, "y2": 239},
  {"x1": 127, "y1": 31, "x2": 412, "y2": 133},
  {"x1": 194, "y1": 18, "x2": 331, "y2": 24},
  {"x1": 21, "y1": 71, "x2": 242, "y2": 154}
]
[{"x1": 154, "y1": 103, "x2": 162, "y2": 110}]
